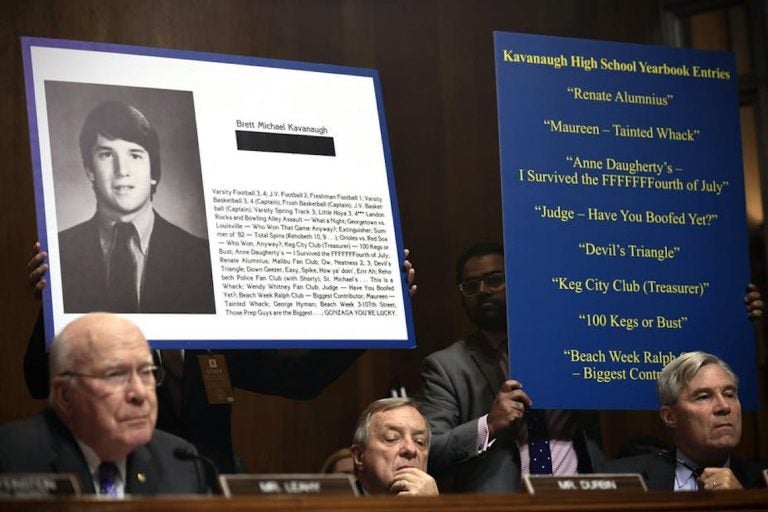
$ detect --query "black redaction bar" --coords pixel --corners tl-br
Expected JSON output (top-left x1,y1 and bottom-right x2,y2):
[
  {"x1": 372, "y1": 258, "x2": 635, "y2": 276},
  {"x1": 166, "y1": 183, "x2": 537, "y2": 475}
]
[{"x1": 235, "y1": 130, "x2": 335, "y2": 156}]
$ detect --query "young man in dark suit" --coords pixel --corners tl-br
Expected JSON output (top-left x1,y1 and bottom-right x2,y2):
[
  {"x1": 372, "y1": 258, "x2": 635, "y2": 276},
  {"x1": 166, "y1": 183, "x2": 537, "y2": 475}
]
[{"x1": 58, "y1": 100, "x2": 214, "y2": 314}]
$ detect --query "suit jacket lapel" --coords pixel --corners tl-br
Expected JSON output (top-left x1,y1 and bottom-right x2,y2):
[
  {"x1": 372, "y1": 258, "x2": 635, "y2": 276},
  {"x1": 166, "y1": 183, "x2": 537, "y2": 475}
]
[
  {"x1": 45, "y1": 410, "x2": 96, "y2": 493},
  {"x1": 126, "y1": 444, "x2": 159, "y2": 495},
  {"x1": 50, "y1": 445, "x2": 95, "y2": 494},
  {"x1": 650, "y1": 454, "x2": 676, "y2": 491},
  {"x1": 466, "y1": 331, "x2": 505, "y2": 396}
]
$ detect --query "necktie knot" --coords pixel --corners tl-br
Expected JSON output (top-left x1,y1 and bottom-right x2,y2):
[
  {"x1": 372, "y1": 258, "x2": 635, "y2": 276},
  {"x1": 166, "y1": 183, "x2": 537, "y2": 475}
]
[
  {"x1": 113, "y1": 222, "x2": 136, "y2": 244},
  {"x1": 97, "y1": 461, "x2": 119, "y2": 497}
]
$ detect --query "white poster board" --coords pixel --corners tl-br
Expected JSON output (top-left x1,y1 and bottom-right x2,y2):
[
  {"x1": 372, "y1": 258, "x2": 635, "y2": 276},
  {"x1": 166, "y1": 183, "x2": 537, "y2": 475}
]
[{"x1": 23, "y1": 37, "x2": 414, "y2": 349}]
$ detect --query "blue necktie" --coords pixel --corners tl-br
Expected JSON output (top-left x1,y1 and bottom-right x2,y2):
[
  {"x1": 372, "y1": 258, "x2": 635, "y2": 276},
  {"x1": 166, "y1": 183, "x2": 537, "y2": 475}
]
[
  {"x1": 527, "y1": 409, "x2": 553, "y2": 474},
  {"x1": 97, "y1": 461, "x2": 119, "y2": 497}
]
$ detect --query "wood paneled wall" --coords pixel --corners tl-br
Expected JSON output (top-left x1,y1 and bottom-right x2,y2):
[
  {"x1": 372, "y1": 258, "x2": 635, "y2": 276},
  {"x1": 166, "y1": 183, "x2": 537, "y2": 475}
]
[{"x1": 3, "y1": 0, "x2": 758, "y2": 478}]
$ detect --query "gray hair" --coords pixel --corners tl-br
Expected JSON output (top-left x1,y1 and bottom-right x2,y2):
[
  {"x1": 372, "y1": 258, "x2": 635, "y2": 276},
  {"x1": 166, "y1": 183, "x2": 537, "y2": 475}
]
[
  {"x1": 656, "y1": 351, "x2": 738, "y2": 406},
  {"x1": 352, "y1": 397, "x2": 431, "y2": 449},
  {"x1": 48, "y1": 326, "x2": 75, "y2": 404}
]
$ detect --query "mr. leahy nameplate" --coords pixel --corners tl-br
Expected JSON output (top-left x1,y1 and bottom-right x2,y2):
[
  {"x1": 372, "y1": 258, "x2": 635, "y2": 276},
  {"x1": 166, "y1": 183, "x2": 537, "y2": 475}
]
[
  {"x1": 218, "y1": 474, "x2": 358, "y2": 497},
  {"x1": 0, "y1": 473, "x2": 82, "y2": 497},
  {"x1": 22, "y1": 37, "x2": 414, "y2": 350},
  {"x1": 524, "y1": 474, "x2": 647, "y2": 494}
]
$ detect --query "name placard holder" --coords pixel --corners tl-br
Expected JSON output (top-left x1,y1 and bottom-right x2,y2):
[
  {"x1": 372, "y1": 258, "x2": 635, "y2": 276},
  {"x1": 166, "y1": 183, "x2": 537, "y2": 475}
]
[
  {"x1": 524, "y1": 474, "x2": 647, "y2": 494},
  {"x1": 219, "y1": 473, "x2": 359, "y2": 497},
  {"x1": 0, "y1": 473, "x2": 82, "y2": 497}
]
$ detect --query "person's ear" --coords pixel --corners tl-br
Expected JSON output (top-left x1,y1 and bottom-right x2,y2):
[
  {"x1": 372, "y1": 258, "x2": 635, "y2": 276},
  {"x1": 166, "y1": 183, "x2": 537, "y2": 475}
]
[
  {"x1": 85, "y1": 166, "x2": 95, "y2": 183},
  {"x1": 350, "y1": 445, "x2": 365, "y2": 471},
  {"x1": 51, "y1": 377, "x2": 73, "y2": 418},
  {"x1": 659, "y1": 405, "x2": 677, "y2": 429}
]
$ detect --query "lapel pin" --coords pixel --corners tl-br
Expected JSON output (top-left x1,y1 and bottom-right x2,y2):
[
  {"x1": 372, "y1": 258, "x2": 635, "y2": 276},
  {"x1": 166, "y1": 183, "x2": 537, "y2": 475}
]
[{"x1": 137, "y1": 473, "x2": 146, "y2": 483}]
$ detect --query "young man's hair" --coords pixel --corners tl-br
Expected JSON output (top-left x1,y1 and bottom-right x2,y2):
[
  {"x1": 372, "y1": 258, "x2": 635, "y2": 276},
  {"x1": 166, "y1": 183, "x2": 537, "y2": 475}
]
[
  {"x1": 455, "y1": 241, "x2": 504, "y2": 284},
  {"x1": 79, "y1": 101, "x2": 161, "y2": 194}
]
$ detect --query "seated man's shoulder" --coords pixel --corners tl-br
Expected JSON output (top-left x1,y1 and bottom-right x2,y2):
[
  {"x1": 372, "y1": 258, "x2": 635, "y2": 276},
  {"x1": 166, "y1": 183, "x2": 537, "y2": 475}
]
[
  {"x1": 136, "y1": 429, "x2": 207, "y2": 493},
  {"x1": 0, "y1": 413, "x2": 61, "y2": 469},
  {"x1": 732, "y1": 458, "x2": 768, "y2": 488},
  {"x1": 0, "y1": 414, "x2": 46, "y2": 439},
  {"x1": 148, "y1": 428, "x2": 197, "y2": 455},
  {"x1": 600, "y1": 453, "x2": 664, "y2": 474}
]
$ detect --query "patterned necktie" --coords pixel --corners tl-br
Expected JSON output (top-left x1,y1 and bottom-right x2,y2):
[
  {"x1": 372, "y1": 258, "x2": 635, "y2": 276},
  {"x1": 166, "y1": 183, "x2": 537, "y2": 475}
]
[
  {"x1": 527, "y1": 409, "x2": 553, "y2": 474},
  {"x1": 97, "y1": 461, "x2": 119, "y2": 497},
  {"x1": 108, "y1": 222, "x2": 138, "y2": 312}
]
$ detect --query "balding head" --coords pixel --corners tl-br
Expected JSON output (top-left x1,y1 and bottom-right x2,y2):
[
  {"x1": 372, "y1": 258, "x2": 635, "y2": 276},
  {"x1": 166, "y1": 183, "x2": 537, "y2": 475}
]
[
  {"x1": 50, "y1": 313, "x2": 145, "y2": 377},
  {"x1": 50, "y1": 313, "x2": 158, "y2": 461}
]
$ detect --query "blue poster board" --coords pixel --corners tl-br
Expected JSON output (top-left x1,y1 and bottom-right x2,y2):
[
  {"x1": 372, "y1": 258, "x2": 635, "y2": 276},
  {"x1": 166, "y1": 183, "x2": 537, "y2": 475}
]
[{"x1": 494, "y1": 32, "x2": 756, "y2": 410}]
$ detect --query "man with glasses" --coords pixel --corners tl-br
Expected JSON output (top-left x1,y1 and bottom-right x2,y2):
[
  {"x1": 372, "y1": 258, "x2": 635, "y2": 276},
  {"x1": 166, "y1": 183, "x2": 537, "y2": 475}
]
[
  {"x1": 25, "y1": 245, "x2": 415, "y2": 479},
  {"x1": 0, "y1": 313, "x2": 207, "y2": 495},
  {"x1": 420, "y1": 242, "x2": 603, "y2": 492}
]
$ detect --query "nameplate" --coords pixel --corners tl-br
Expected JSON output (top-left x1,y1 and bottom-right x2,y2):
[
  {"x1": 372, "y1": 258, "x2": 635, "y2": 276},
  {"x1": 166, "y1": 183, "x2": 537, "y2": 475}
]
[
  {"x1": 0, "y1": 473, "x2": 82, "y2": 497},
  {"x1": 524, "y1": 474, "x2": 646, "y2": 494},
  {"x1": 219, "y1": 473, "x2": 359, "y2": 497}
]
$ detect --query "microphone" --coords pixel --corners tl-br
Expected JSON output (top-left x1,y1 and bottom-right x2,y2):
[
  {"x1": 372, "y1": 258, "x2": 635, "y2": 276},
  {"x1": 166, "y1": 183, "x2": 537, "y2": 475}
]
[{"x1": 174, "y1": 447, "x2": 223, "y2": 495}]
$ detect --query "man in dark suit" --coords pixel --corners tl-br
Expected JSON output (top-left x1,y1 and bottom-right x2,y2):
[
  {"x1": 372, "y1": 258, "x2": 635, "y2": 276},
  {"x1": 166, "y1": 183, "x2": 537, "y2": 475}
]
[
  {"x1": 601, "y1": 351, "x2": 767, "y2": 490},
  {"x1": 24, "y1": 308, "x2": 364, "y2": 478},
  {"x1": 420, "y1": 242, "x2": 603, "y2": 492},
  {"x1": 58, "y1": 100, "x2": 214, "y2": 314},
  {"x1": 26, "y1": 245, "x2": 415, "y2": 478},
  {"x1": 0, "y1": 313, "x2": 207, "y2": 495}
]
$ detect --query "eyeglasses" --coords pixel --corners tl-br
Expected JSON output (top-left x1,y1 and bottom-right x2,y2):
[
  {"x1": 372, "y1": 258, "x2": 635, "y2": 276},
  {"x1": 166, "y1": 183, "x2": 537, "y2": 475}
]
[
  {"x1": 458, "y1": 271, "x2": 505, "y2": 297},
  {"x1": 60, "y1": 365, "x2": 165, "y2": 388}
]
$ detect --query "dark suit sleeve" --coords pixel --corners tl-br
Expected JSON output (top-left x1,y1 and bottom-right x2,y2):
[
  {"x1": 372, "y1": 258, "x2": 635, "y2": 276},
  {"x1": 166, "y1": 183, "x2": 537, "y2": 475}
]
[
  {"x1": 130, "y1": 431, "x2": 209, "y2": 495},
  {"x1": 600, "y1": 454, "x2": 673, "y2": 491},
  {"x1": 420, "y1": 353, "x2": 484, "y2": 472},
  {"x1": 24, "y1": 309, "x2": 49, "y2": 399},
  {"x1": 226, "y1": 349, "x2": 363, "y2": 399},
  {"x1": 732, "y1": 459, "x2": 768, "y2": 489}
]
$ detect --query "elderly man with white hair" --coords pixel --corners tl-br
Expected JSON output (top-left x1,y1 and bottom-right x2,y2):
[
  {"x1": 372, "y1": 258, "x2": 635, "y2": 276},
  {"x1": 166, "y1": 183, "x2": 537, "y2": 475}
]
[{"x1": 0, "y1": 313, "x2": 207, "y2": 496}]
